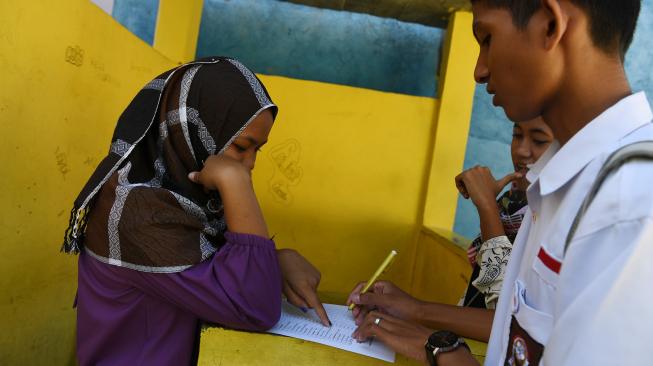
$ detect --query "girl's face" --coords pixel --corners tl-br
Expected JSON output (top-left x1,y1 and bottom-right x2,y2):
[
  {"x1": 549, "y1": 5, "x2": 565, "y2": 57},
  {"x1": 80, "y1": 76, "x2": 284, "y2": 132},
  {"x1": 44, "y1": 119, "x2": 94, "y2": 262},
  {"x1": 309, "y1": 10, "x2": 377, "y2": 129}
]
[
  {"x1": 222, "y1": 109, "x2": 274, "y2": 171},
  {"x1": 511, "y1": 117, "x2": 554, "y2": 191}
]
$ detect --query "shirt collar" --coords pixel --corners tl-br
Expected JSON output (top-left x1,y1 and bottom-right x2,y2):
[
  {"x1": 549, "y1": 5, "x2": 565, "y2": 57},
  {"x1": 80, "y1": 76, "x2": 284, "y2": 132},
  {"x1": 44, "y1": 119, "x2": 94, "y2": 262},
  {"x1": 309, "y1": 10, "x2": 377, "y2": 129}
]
[
  {"x1": 528, "y1": 91, "x2": 652, "y2": 196},
  {"x1": 525, "y1": 141, "x2": 558, "y2": 184}
]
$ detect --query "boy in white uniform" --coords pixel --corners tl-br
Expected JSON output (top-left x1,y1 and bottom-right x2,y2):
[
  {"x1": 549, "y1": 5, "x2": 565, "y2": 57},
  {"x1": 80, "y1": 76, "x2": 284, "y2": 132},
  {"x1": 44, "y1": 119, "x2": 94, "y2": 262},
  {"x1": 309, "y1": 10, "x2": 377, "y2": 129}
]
[
  {"x1": 470, "y1": 1, "x2": 653, "y2": 365},
  {"x1": 349, "y1": 0, "x2": 653, "y2": 365}
]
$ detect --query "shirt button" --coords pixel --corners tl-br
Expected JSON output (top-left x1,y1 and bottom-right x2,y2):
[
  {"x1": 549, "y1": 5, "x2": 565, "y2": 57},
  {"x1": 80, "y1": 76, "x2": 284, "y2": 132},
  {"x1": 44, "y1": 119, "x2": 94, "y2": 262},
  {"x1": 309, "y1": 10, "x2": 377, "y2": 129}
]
[{"x1": 512, "y1": 283, "x2": 520, "y2": 313}]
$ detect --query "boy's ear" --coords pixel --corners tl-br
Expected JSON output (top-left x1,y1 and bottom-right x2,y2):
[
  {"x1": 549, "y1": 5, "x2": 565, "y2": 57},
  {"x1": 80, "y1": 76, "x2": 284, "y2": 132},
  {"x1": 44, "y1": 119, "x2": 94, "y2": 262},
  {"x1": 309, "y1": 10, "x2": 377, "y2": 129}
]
[{"x1": 540, "y1": 0, "x2": 568, "y2": 51}]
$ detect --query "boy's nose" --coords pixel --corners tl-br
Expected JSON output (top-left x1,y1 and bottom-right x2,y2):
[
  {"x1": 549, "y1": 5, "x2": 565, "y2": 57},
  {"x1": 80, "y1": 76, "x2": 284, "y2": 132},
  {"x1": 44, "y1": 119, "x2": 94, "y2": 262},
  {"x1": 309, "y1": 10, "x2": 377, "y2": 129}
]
[{"x1": 474, "y1": 53, "x2": 489, "y2": 84}]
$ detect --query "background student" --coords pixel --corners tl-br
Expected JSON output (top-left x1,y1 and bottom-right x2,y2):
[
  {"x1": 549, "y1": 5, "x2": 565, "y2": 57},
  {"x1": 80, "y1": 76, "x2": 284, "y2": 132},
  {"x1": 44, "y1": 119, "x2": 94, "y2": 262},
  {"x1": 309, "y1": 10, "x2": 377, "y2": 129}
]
[{"x1": 458, "y1": 117, "x2": 554, "y2": 311}]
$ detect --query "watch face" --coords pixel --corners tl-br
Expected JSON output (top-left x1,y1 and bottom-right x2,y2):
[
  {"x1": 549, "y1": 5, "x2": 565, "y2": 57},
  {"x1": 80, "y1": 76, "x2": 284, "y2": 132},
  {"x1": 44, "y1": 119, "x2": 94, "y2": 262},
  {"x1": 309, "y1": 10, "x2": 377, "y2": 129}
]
[{"x1": 428, "y1": 330, "x2": 459, "y2": 348}]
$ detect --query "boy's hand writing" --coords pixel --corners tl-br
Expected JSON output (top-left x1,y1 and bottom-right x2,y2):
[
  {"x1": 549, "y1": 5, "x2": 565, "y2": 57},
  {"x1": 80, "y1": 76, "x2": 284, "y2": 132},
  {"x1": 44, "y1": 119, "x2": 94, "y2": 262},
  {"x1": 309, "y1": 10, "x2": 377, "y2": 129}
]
[
  {"x1": 352, "y1": 311, "x2": 432, "y2": 364},
  {"x1": 347, "y1": 280, "x2": 424, "y2": 325}
]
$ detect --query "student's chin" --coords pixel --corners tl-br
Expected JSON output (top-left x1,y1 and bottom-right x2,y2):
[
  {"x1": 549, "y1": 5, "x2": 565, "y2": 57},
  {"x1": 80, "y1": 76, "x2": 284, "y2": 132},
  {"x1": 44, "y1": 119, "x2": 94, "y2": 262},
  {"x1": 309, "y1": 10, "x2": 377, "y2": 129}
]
[{"x1": 504, "y1": 108, "x2": 537, "y2": 125}]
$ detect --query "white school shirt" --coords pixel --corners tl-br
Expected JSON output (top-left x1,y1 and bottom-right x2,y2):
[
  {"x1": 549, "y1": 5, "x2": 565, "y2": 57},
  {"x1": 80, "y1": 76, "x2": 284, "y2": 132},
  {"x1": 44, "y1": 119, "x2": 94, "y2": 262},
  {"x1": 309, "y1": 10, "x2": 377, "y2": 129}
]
[{"x1": 485, "y1": 92, "x2": 653, "y2": 365}]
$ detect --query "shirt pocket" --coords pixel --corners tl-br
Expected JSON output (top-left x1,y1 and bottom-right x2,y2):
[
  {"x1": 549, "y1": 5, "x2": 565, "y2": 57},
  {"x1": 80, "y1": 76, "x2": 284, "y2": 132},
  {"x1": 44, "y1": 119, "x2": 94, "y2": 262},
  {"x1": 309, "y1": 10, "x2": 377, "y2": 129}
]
[
  {"x1": 531, "y1": 244, "x2": 561, "y2": 289},
  {"x1": 512, "y1": 280, "x2": 554, "y2": 346}
]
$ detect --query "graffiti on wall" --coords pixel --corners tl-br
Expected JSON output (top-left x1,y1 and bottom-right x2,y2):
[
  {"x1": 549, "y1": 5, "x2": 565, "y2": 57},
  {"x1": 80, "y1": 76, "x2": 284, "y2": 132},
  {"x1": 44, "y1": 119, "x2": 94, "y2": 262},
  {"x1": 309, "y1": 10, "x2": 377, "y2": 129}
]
[{"x1": 267, "y1": 139, "x2": 303, "y2": 205}]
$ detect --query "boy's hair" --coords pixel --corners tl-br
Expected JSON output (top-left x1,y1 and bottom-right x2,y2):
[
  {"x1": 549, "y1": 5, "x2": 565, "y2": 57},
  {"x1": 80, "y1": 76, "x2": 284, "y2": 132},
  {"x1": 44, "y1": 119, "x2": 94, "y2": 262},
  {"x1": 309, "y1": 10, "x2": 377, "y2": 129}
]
[{"x1": 471, "y1": 0, "x2": 641, "y2": 60}]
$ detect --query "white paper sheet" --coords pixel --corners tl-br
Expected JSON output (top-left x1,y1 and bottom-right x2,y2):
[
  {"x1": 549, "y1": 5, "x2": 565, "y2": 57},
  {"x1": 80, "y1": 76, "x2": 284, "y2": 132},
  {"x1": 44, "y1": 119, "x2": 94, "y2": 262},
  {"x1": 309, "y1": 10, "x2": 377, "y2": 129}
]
[{"x1": 267, "y1": 301, "x2": 396, "y2": 363}]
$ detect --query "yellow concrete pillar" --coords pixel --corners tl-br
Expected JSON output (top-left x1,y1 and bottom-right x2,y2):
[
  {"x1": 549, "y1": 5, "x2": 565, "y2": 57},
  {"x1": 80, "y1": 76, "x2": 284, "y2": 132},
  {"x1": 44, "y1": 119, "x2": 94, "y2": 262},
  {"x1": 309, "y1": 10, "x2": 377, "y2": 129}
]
[
  {"x1": 153, "y1": 0, "x2": 204, "y2": 64},
  {"x1": 422, "y1": 11, "x2": 478, "y2": 231}
]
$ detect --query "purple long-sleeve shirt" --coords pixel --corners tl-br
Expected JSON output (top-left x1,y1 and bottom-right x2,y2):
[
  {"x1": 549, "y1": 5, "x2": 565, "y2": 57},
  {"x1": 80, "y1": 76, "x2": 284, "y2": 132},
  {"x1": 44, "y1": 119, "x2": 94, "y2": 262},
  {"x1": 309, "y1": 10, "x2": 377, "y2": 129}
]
[{"x1": 76, "y1": 232, "x2": 282, "y2": 366}]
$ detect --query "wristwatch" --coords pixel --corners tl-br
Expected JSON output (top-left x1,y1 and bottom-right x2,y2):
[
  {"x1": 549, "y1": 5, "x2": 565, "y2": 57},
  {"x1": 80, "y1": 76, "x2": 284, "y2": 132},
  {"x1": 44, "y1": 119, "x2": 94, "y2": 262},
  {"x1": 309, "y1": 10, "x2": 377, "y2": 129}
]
[{"x1": 424, "y1": 330, "x2": 469, "y2": 366}]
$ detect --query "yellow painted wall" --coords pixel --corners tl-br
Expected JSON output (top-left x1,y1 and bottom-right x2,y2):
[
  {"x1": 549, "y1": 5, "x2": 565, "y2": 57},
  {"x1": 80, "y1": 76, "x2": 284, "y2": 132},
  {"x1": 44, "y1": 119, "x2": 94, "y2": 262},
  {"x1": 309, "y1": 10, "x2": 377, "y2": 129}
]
[
  {"x1": 199, "y1": 323, "x2": 486, "y2": 366},
  {"x1": 0, "y1": 1, "x2": 176, "y2": 364},
  {"x1": 199, "y1": 327, "x2": 424, "y2": 366},
  {"x1": 154, "y1": 0, "x2": 204, "y2": 64},
  {"x1": 252, "y1": 75, "x2": 436, "y2": 292},
  {"x1": 410, "y1": 228, "x2": 471, "y2": 305},
  {"x1": 0, "y1": 0, "x2": 444, "y2": 364},
  {"x1": 422, "y1": 11, "x2": 478, "y2": 230}
]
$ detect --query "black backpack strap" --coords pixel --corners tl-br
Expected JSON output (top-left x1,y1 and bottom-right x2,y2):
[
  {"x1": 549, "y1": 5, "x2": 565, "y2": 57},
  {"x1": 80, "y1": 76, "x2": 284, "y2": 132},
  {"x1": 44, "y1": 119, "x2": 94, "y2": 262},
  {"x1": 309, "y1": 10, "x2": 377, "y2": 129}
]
[{"x1": 564, "y1": 141, "x2": 653, "y2": 255}]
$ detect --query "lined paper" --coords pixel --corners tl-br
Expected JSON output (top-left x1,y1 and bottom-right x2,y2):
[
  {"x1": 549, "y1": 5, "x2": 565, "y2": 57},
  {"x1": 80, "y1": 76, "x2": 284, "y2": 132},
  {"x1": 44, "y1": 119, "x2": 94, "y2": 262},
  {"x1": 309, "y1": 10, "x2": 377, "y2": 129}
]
[{"x1": 267, "y1": 301, "x2": 395, "y2": 362}]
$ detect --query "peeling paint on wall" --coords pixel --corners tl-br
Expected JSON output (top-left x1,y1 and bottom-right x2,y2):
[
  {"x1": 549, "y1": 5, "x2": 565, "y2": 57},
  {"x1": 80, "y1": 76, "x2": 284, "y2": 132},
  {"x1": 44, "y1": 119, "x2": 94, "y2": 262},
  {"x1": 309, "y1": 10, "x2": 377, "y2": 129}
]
[{"x1": 196, "y1": 0, "x2": 444, "y2": 97}]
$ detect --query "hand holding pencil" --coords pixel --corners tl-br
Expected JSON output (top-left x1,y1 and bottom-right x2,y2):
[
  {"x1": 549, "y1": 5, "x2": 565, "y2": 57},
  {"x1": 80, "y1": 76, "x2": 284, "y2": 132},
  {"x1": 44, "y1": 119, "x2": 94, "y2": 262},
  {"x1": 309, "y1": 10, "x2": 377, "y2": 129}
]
[
  {"x1": 346, "y1": 250, "x2": 428, "y2": 325},
  {"x1": 347, "y1": 250, "x2": 397, "y2": 312}
]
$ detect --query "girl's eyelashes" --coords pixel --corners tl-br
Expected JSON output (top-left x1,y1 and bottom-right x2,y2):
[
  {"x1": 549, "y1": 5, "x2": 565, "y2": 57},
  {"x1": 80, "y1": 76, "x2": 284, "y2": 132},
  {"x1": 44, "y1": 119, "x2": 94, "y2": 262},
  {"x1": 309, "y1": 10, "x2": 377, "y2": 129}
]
[{"x1": 232, "y1": 140, "x2": 264, "y2": 153}]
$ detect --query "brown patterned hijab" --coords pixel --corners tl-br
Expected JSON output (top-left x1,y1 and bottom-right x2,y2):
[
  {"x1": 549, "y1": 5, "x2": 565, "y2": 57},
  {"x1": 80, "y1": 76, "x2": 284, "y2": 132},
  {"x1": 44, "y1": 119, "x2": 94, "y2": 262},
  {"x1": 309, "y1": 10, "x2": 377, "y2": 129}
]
[{"x1": 62, "y1": 57, "x2": 277, "y2": 273}]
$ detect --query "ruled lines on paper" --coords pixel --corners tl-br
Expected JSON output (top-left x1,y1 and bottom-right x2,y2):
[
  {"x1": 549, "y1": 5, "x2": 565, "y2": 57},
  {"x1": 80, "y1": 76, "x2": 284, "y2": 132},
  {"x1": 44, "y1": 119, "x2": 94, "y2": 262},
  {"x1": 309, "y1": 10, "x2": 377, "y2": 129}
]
[{"x1": 267, "y1": 301, "x2": 395, "y2": 363}]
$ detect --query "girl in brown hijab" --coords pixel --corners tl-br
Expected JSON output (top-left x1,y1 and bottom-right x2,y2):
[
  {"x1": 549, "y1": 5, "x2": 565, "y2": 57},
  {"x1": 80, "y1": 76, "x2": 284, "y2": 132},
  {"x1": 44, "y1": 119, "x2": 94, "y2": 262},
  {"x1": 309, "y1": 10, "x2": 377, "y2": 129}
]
[{"x1": 63, "y1": 57, "x2": 329, "y2": 365}]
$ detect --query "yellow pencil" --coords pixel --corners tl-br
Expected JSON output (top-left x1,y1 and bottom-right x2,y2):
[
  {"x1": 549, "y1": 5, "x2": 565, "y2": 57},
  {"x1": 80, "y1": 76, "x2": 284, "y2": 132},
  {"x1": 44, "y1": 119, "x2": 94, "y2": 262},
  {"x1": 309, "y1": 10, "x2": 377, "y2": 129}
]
[{"x1": 349, "y1": 250, "x2": 398, "y2": 310}]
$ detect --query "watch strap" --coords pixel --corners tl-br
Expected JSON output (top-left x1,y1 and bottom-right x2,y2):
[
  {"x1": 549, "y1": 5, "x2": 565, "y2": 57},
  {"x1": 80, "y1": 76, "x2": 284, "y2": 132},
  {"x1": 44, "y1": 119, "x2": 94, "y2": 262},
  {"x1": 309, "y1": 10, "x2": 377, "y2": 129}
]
[{"x1": 425, "y1": 336, "x2": 469, "y2": 366}]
